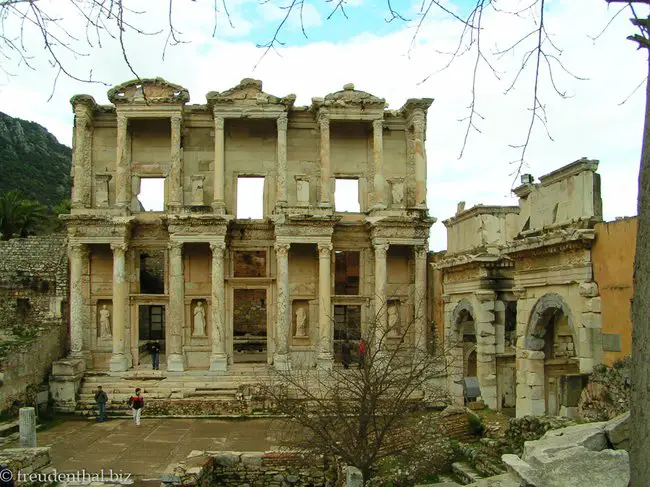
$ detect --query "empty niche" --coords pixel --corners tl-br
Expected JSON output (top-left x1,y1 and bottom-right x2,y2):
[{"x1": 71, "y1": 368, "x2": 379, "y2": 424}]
[
  {"x1": 233, "y1": 251, "x2": 267, "y2": 277},
  {"x1": 139, "y1": 250, "x2": 165, "y2": 294}
]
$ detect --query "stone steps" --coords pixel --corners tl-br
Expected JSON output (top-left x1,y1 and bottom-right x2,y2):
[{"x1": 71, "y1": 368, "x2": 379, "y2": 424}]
[{"x1": 451, "y1": 462, "x2": 484, "y2": 485}]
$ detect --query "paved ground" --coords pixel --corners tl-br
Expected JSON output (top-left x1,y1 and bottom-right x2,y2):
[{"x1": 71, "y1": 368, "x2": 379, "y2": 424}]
[{"x1": 5, "y1": 417, "x2": 280, "y2": 483}]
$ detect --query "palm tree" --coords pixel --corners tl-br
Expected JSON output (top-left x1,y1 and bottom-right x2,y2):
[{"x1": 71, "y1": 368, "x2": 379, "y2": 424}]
[{"x1": 0, "y1": 190, "x2": 48, "y2": 240}]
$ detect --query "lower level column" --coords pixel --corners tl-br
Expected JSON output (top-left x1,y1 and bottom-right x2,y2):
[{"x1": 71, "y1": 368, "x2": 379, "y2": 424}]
[
  {"x1": 109, "y1": 243, "x2": 129, "y2": 372},
  {"x1": 210, "y1": 241, "x2": 228, "y2": 372},
  {"x1": 317, "y1": 242, "x2": 333, "y2": 370},
  {"x1": 274, "y1": 243, "x2": 291, "y2": 370},
  {"x1": 69, "y1": 243, "x2": 86, "y2": 360},
  {"x1": 167, "y1": 241, "x2": 185, "y2": 372},
  {"x1": 414, "y1": 245, "x2": 428, "y2": 355}
]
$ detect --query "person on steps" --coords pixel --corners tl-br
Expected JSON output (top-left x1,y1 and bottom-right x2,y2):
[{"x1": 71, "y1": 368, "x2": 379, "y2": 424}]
[
  {"x1": 127, "y1": 388, "x2": 144, "y2": 426},
  {"x1": 94, "y1": 386, "x2": 108, "y2": 421},
  {"x1": 148, "y1": 341, "x2": 161, "y2": 370}
]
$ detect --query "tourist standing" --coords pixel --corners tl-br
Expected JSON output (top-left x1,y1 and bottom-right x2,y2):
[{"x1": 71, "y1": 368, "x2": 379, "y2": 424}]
[
  {"x1": 358, "y1": 338, "x2": 367, "y2": 368},
  {"x1": 94, "y1": 386, "x2": 108, "y2": 421},
  {"x1": 148, "y1": 340, "x2": 161, "y2": 370},
  {"x1": 128, "y1": 388, "x2": 144, "y2": 426}
]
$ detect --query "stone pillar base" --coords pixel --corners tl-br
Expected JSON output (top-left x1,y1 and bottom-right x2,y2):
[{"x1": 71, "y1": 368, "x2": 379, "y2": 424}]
[
  {"x1": 109, "y1": 354, "x2": 129, "y2": 372},
  {"x1": 209, "y1": 354, "x2": 228, "y2": 373},
  {"x1": 49, "y1": 358, "x2": 86, "y2": 412},
  {"x1": 316, "y1": 354, "x2": 333, "y2": 371},
  {"x1": 273, "y1": 353, "x2": 291, "y2": 371},
  {"x1": 167, "y1": 354, "x2": 185, "y2": 372},
  {"x1": 211, "y1": 201, "x2": 226, "y2": 214}
]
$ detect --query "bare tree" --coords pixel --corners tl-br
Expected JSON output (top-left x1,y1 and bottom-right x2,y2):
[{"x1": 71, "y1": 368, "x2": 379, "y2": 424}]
[{"x1": 261, "y1": 299, "x2": 453, "y2": 485}]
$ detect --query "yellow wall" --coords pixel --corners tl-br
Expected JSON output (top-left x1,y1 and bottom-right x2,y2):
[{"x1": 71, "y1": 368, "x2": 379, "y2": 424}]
[{"x1": 592, "y1": 217, "x2": 637, "y2": 365}]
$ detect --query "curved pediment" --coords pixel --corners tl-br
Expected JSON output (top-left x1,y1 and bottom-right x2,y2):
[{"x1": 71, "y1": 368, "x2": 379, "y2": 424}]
[
  {"x1": 206, "y1": 78, "x2": 296, "y2": 108},
  {"x1": 107, "y1": 78, "x2": 190, "y2": 105},
  {"x1": 317, "y1": 83, "x2": 386, "y2": 108}
]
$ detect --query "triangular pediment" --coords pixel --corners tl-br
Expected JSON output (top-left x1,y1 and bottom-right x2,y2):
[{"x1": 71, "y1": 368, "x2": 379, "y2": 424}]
[
  {"x1": 206, "y1": 78, "x2": 296, "y2": 108},
  {"x1": 107, "y1": 78, "x2": 189, "y2": 104},
  {"x1": 318, "y1": 83, "x2": 386, "y2": 108}
]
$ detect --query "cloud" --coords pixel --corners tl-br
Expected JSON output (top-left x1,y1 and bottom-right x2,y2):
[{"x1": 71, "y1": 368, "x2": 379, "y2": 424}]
[
  {"x1": 0, "y1": 0, "x2": 642, "y2": 251},
  {"x1": 258, "y1": 1, "x2": 322, "y2": 30}
]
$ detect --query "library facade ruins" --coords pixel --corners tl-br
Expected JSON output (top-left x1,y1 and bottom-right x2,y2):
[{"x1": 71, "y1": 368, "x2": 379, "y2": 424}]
[{"x1": 54, "y1": 77, "x2": 434, "y2": 382}]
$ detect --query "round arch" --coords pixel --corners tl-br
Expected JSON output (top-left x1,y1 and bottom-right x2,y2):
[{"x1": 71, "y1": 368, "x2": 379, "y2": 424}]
[
  {"x1": 451, "y1": 299, "x2": 476, "y2": 331},
  {"x1": 525, "y1": 293, "x2": 576, "y2": 351}
]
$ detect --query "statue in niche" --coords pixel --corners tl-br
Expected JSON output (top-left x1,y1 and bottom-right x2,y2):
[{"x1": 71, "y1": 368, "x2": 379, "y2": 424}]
[
  {"x1": 193, "y1": 301, "x2": 207, "y2": 337},
  {"x1": 297, "y1": 180, "x2": 310, "y2": 205},
  {"x1": 99, "y1": 304, "x2": 112, "y2": 338},
  {"x1": 391, "y1": 181, "x2": 404, "y2": 206},
  {"x1": 191, "y1": 175, "x2": 205, "y2": 206},
  {"x1": 388, "y1": 303, "x2": 400, "y2": 336},
  {"x1": 294, "y1": 307, "x2": 308, "y2": 338}
]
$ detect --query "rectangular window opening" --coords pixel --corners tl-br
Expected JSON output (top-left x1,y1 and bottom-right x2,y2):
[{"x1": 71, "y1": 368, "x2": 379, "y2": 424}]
[
  {"x1": 233, "y1": 251, "x2": 267, "y2": 277},
  {"x1": 140, "y1": 250, "x2": 165, "y2": 294},
  {"x1": 237, "y1": 177, "x2": 265, "y2": 219},
  {"x1": 335, "y1": 251, "x2": 360, "y2": 295},
  {"x1": 334, "y1": 178, "x2": 360, "y2": 213},
  {"x1": 137, "y1": 178, "x2": 165, "y2": 212}
]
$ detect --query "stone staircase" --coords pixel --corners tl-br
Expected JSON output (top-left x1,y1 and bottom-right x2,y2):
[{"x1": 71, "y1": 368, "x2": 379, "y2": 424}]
[{"x1": 74, "y1": 364, "x2": 272, "y2": 417}]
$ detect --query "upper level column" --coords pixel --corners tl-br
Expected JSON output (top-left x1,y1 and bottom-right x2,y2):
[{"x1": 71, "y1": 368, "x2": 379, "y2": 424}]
[
  {"x1": 411, "y1": 113, "x2": 426, "y2": 208},
  {"x1": 276, "y1": 113, "x2": 288, "y2": 207},
  {"x1": 318, "y1": 114, "x2": 331, "y2": 207},
  {"x1": 212, "y1": 115, "x2": 226, "y2": 213},
  {"x1": 372, "y1": 118, "x2": 385, "y2": 209},
  {"x1": 71, "y1": 107, "x2": 93, "y2": 209},
  {"x1": 169, "y1": 114, "x2": 183, "y2": 209},
  {"x1": 115, "y1": 114, "x2": 131, "y2": 209}
]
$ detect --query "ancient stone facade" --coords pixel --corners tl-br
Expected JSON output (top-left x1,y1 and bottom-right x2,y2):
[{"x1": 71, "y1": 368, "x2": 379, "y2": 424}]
[
  {"x1": 55, "y1": 78, "x2": 434, "y2": 380},
  {"x1": 435, "y1": 159, "x2": 634, "y2": 418}
]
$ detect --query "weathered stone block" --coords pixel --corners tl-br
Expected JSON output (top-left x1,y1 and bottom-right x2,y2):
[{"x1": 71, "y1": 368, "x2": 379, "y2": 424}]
[
  {"x1": 579, "y1": 281, "x2": 599, "y2": 297},
  {"x1": 583, "y1": 297, "x2": 601, "y2": 313},
  {"x1": 582, "y1": 312, "x2": 601, "y2": 329},
  {"x1": 605, "y1": 412, "x2": 630, "y2": 452}
]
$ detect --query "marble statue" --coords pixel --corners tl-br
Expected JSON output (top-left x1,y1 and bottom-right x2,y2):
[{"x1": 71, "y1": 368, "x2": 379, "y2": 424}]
[
  {"x1": 193, "y1": 301, "x2": 206, "y2": 336},
  {"x1": 294, "y1": 307, "x2": 307, "y2": 337},
  {"x1": 388, "y1": 303, "x2": 399, "y2": 336},
  {"x1": 99, "y1": 304, "x2": 111, "y2": 337}
]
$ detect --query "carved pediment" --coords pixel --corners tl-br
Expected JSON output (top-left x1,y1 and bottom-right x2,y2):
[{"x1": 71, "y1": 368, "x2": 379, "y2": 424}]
[
  {"x1": 314, "y1": 83, "x2": 386, "y2": 109},
  {"x1": 107, "y1": 78, "x2": 189, "y2": 104},
  {"x1": 206, "y1": 78, "x2": 296, "y2": 108}
]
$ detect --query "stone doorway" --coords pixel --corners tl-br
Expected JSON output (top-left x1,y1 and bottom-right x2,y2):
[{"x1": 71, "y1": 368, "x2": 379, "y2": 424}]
[
  {"x1": 139, "y1": 304, "x2": 165, "y2": 341},
  {"x1": 232, "y1": 288, "x2": 267, "y2": 363}
]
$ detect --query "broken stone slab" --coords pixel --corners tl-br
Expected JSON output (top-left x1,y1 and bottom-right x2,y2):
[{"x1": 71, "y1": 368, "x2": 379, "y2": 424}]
[
  {"x1": 605, "y1": 411, "x2": 630, "y2": 451},
  {"x1": 505, "y1": 447, "x2": 629, "y2": 487},
  {"x1": 522, "y1": 421, "x2": 608, "y2": 466},
  {"x1": 463, "y1": 473, "x2": 520, "y2": 487}
]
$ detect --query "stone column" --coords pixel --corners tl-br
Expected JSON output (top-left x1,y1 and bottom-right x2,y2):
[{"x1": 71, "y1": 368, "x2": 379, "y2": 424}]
[
  {"x1": 210, "y1": 241, "x2": 228, "y2": 372},
  {"x1": 69, "y1": 243, "x2": 86, "y2": 358},
  {"x1": 276, "y1": 113, "x2": 288, "y2": 207},
  {"x1": 109, "y1": 242, "x2": 129, "y2": 372},
  {"x1": 411, "y1": 114, "x2": 426, "y2": 207},
  {"x1": 372, "y1": 119, "x2": 385, "y2": 209},
  {"x1": 274, "y1": 242, "x2": 291, "y2": 370},
  {"x1": 414, "y1": 245, "x2": 427, "y2": 354},
  {"x1": 167, "y1": 241, "x2": 185, "y2": 372},
  {"x1": 169, "y1": 114, "x2": 183, "y2": 209},
  {"x1": 475, "y1": 290, "x2": 498, "y2": 409},
  {"x1": 318, "y1": 114, "x2": 331, "y2": 207},
  {"x1": 71, "y1": 107, "x2": 93, "y2": 209},
  {"x1": 516, "y1": 349, "x2": 546, "y2": 417},
  {"x1": 373, "y1": 243, "x2": 389, "y2": 350},
  {"x1": 19, "y1": 407, "x2": 36, "y2": 448},
  {"x1": 317, "y1": 242, "x2": 333, "y2": 369},
  {"x1": 212, "y1": 115, "x2": 226, "y2": 212},
  {"x1": 115, "y1": 114, "x2": 131, "y2": 209}
]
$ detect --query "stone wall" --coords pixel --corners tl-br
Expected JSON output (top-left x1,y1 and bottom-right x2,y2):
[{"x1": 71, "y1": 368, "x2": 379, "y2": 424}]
[{"x1": 0, "y1": 235, "x2": 69, "y2": 415}]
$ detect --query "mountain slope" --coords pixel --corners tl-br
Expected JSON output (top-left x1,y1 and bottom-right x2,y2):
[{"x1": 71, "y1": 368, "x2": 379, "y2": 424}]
[{"x1": 0, "y1": 112, "x2": 71, "y2": 207}]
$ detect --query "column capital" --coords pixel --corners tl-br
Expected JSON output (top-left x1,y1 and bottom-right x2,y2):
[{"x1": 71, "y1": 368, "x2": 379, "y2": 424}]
[
  {"x1": 274, "y1": 242, "x2": 291, "y2": 256},
  {"x1": 372, "y1": 118, "x2": 384, "y2": 131},
  {"x1": 171, "y1": 114, "x2": 183, "y2": 126},
  {"x1": 210, "y1": 241, "x2": 226, "y2": 253},
  {"x1": 414, "y1": 245, "x2": 428, "y2": 260},
  {"x1": 117, "y1": 113, "x2": 128, "y2": 128},
  {"x1": 318, "y1": 113, "x2": 330, "y2": 129},
  {"x1": 214, "y1": 116, "x2": 225, "y2": 130},
  {"x1": 373, "y1": 242, "x2": 389, "y2": 256},
  {"x1": 409, "y1": 114, "x2": 426, "y2": 134},
  {"x1": 317, "y1": 242, "x2": 333, "y2": 257},
  {"x1": 168, "y1": 241, "x2": 183, "y2": 254},
  {"x1": 69, "y1": 243, "x2": 88, "y2": 259},
  {"x1": 277, "y1": 113, "x2": 288, "y2": 131},
  {"x1": 110, "y1": 242, "x2": 128, "y2": 253}
]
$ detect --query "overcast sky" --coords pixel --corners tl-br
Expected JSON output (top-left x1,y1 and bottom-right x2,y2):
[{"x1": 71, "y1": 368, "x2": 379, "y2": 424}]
[{"x1": 0, "y1": 0, "x2": 643, "y2": 250}]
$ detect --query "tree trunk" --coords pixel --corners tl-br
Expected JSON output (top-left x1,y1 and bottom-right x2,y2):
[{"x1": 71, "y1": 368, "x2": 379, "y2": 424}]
[{"x1": 630, "y1": 51, "x2": 650, "y2": 486}]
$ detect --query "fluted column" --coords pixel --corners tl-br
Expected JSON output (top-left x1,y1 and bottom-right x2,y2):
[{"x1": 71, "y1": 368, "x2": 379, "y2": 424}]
[
  {"x1": 372, "y1": 118, "x2": 385, "y2": 209},
  {"x1": 318, "y1": 114, "x2": 331, "y2": 207},
  {"x1": 317, "y1": 242, "x2": 333, "y2": 369},
  {"x1": 274, "y1": 242, "x2": 291, "y2": 370},
  {"x1": 414, "y1": 245, "x2": 428, "y2": 354},
  {"x1": 167, "y1": 241, "x2": 185, "y2": 372},
  {"x1": 374, "y1": 243, "x2": 389, "y2": 351},
  {"x1": 69, "y1": 243, "x2": 86, "y2": 358},
  {"x1": 71, "y1": 108, "x2": 93, "y2": 209},
  {"x1": 276, "y1": 113, "x2": 288, "y2": 207},
  {"x1": 212, "y1": 115, "x2": 226, "y2": 213},
  {"x1": 169, "y1": 114, "x2": 183, "y2": 209},
  {"x1": 210, "y1": 241, "x2": 228, "y2": 372},
  {"x1": 109, "y1": 242, "x2": 129, "y2": 371},
  {"x1": 412, "y1": 115, "x2": 426, "y2": 207},
  {"x1": 115, "y1": 114, "x2": 130, "y2": 209}
]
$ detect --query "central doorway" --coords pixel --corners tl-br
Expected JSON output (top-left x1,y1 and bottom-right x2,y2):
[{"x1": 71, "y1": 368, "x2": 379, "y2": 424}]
[
  {"x1": 232, "y1": 288, "x2": 267, "y2": 363},
  {"x1": 139, "y1": 305, "x2": 165, "y2": 340}
]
